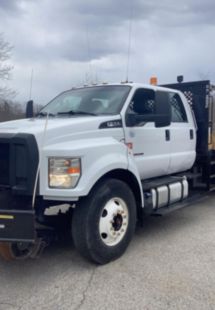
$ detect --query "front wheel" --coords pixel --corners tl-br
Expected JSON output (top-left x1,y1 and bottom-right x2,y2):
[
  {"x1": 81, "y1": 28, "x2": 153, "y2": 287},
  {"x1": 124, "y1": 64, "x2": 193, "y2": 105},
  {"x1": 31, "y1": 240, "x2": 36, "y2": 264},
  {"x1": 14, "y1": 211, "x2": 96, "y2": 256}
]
[{"x1": 72, "y1": 179, "x2": 137, "y2": 264}]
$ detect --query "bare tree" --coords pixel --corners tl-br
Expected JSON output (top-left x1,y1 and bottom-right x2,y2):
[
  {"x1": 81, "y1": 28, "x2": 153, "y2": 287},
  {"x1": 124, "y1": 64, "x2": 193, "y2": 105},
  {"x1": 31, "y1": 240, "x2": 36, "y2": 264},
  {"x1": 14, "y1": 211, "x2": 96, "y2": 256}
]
[
  {"x1": 0, "y1": 33, "x2": 15, "y2": 99},
  {"x1": 0, "y1": 99, "x2": 24, "y2": 122}
]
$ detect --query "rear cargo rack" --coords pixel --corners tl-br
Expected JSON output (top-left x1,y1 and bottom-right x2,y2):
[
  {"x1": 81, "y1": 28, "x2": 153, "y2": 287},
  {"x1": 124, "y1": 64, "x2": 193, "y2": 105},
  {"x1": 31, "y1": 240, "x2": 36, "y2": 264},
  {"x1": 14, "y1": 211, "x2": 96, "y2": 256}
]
[{"x1": 162, "y1": 80, "x2": 215, "y2": 190}]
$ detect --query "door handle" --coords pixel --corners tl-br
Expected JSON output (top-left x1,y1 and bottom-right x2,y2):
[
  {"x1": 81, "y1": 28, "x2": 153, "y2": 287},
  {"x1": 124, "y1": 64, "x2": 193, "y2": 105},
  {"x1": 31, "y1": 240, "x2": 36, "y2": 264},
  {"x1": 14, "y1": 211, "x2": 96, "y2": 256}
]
[
  {"x1": 190, "y1": 129, "x2": 194, "y2": 140},
  {"x1": 165, "y1": 129, "x2": 170, "y2": 141}
]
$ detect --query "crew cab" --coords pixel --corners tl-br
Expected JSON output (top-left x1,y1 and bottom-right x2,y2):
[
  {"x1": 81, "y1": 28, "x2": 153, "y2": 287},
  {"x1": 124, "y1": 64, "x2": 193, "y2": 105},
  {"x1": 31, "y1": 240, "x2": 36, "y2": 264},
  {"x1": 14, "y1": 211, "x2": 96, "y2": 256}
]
[{"x1": 0, "y1": 80, "x2": 214, "y2": 264}]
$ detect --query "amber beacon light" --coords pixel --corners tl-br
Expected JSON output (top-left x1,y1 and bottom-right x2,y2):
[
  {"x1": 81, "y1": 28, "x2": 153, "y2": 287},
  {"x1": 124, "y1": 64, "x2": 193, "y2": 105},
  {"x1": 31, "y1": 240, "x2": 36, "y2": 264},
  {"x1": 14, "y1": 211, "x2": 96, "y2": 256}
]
[{"x1": 150, "y1": 77, "x2": 158, "y2": 85}]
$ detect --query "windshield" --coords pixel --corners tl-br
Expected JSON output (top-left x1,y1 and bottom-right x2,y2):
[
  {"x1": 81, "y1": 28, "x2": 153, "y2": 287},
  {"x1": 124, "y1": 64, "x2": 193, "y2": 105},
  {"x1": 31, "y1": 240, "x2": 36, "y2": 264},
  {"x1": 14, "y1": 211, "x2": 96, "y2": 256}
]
[{"x1": 39, "y1": 85, "x2": 131, "y2": 116}]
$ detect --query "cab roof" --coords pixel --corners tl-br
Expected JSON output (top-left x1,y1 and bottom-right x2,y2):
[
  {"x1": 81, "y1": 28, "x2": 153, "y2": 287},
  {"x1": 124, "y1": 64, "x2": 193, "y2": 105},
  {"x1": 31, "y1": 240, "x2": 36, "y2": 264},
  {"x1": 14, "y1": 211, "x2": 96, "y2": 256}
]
[{"x1": 70, "y1": 82, "x2": 181, "y2": 94}]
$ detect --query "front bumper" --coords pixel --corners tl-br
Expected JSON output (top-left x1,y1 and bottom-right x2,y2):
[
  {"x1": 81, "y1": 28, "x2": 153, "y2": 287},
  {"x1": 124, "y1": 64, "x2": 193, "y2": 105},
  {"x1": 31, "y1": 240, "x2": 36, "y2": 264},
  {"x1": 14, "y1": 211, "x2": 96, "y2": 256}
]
[
  {"x1": 0, "y1": 132, "x2": 39, "y2": 242},
  {"x1": 0, "y1": 209, "x2": 35, "y2": 242},
  {"x1": 0, "y1": 190, "x2": 35, "y2": 243}
]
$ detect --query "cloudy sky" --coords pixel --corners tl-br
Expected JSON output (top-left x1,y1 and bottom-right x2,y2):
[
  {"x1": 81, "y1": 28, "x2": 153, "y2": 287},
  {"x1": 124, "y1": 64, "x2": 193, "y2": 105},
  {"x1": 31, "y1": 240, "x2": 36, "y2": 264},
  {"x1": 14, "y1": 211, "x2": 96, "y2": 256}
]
[{"x1": 0, "y1": 0, "x2": 215, "y2": 104}]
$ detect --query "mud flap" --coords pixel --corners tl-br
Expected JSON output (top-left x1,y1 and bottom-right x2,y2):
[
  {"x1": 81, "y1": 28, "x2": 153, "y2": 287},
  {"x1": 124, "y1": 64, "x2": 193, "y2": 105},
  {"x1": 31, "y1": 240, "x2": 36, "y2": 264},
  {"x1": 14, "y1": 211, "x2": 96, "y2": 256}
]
[{"x1": 0, "y1": 210, "x2": 35, "y2": 242}]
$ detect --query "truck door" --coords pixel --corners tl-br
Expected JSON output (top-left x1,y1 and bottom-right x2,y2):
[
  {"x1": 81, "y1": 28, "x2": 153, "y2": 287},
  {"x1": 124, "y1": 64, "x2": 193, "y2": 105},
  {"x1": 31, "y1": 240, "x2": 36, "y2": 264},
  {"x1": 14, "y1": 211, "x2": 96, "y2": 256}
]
[
  {"x1": 168, "y1": 92, "x2": 196, "y2": 173},
  {"x1": 124, "y1": 88, "x2": 171, "y2": 180}
]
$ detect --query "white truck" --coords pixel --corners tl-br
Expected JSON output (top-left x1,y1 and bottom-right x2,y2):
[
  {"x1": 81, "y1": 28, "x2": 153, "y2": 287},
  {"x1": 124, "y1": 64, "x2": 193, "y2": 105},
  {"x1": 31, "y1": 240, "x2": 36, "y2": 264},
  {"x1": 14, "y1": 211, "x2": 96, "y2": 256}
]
[{"x1": 0, "y1": 79, "x2": 214, "y2": 264}]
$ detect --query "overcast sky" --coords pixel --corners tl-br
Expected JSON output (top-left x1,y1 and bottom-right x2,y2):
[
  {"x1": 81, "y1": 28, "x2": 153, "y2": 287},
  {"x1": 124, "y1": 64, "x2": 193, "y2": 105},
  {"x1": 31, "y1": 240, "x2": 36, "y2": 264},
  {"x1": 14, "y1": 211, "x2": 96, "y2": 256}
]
[{"x1": 0, "y1": 0, "x2": 215, "y2": 104}]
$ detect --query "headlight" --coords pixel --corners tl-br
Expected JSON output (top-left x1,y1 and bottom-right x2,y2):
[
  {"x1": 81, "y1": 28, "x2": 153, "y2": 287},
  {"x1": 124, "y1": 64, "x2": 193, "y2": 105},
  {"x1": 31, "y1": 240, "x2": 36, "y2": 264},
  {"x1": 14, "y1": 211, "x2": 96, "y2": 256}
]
[{"x1": 49, "y1": 158, "x2": 81, "y2": 189}]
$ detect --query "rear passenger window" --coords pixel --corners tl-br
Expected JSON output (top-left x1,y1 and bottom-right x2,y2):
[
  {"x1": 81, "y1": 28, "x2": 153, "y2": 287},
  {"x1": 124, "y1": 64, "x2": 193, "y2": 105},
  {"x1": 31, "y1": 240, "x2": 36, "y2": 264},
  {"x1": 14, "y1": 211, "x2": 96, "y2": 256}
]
[{"x1": 169, "y1": 93, "x2": 187, "y2": 122}]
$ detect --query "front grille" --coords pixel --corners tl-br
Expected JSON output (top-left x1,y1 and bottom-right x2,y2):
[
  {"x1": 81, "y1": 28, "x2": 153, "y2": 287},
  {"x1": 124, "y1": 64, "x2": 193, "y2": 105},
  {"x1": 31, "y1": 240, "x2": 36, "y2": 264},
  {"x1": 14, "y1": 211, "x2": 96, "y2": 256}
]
[
  {"x1": 0, "y1": 143, "x2": 10, "y2": 186},
  {"x1": 0, "y1": 133, "x2": 39, "y2": 195}
]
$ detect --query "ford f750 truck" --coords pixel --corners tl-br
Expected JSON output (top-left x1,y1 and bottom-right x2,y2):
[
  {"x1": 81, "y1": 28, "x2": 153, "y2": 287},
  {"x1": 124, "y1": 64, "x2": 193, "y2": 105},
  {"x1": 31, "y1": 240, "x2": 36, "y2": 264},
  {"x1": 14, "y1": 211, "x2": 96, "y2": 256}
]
[{"x1": 0, "y1": 80, "x2": 214, "y2": 264}]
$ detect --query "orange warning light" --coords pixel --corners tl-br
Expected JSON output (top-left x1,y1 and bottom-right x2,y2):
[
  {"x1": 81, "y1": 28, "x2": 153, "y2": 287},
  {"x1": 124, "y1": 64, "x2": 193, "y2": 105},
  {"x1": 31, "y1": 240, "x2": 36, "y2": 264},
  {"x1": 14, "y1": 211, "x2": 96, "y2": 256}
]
[{"x1": 150, "y1": 77, "x2": 158, "y2": 85}]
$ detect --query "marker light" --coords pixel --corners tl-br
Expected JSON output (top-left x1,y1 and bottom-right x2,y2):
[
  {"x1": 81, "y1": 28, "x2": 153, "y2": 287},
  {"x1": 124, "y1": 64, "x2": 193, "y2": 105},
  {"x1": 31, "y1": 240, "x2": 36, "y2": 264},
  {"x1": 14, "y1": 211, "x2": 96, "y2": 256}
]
[
  {"x1": 49, "y1": 158, "x2": 81, "y2": 189},
  {"x1": 150, "y1": 77, "x2": 158, "y2": 85}
]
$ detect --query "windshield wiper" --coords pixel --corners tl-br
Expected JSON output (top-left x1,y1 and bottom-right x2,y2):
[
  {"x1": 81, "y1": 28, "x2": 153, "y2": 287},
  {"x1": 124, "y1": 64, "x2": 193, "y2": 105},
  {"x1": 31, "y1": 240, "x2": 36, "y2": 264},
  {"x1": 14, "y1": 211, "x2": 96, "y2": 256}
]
[
  {"x1": 57, "y1": 110, "x2": 97, "y2": 116},
  {"x1": 37, "y1": 112, "x2": 56, "y2": 117}
]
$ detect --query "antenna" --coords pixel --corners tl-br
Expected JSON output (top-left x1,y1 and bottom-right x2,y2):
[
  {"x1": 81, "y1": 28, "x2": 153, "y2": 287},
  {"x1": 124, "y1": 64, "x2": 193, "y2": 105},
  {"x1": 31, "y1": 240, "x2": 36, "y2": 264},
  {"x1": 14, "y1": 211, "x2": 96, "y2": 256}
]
[
  {"x1": 29, "y1": 68, "x2": 34, "y2": 100},
  {"x1": 85, "y1": 29, "x2": 93, "y2": 83},
  {"x1": 125, "y1": 0, "x2": 134, "y2": 82}
]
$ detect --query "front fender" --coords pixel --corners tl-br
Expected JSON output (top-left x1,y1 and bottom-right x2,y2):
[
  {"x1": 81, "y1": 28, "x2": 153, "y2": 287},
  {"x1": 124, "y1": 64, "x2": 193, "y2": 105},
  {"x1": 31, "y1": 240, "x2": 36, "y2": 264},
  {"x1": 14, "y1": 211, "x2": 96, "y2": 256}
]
[
  {"x1": 127, "y1": 151, "x2": 144, "y2": 207},
  {"x1": 40, "y1": 137, "x2": 131, "y2": 199}
]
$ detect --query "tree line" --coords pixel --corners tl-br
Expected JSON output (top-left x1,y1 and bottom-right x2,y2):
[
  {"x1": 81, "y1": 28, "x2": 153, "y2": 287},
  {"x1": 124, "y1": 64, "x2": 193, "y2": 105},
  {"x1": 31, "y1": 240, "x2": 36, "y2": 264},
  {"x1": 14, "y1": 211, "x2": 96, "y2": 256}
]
[
  {"x1": 0, "y1": 99, "x2": 25, "y2": 122},
  {"x1": 0, "y1": 33, "x2": 27, "y2": 122}
]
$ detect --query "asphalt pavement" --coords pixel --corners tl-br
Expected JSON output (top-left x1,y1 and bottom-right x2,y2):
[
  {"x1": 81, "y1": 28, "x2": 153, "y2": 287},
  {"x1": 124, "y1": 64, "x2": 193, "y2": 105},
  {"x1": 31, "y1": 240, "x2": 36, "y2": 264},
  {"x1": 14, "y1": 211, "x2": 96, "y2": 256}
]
[{"x1": 0, "y1": 193, "x2": 215, "y2": 310}]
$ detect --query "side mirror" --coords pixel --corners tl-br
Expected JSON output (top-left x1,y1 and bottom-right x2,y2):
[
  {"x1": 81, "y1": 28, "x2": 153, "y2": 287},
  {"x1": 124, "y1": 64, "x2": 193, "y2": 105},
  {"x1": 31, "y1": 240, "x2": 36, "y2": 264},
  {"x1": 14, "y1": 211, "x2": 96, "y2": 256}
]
[
  {"x1": 26, "y1": 100, "x2": 34, "y2": 118},
  {"x1": 154, "y1": 91, "x2": 171, "y2": 127}
]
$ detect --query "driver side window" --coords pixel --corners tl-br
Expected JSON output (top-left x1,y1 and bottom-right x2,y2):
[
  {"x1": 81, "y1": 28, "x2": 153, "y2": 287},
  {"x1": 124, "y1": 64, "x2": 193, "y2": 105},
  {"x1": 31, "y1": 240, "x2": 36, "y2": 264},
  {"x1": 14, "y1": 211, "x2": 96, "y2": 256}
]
[
  {"x1": 126, "y1": 88, "x2": 155, "y2": 126},
  {"x1": 129, "y1": 88, "x2": 155, "y2": 115}
]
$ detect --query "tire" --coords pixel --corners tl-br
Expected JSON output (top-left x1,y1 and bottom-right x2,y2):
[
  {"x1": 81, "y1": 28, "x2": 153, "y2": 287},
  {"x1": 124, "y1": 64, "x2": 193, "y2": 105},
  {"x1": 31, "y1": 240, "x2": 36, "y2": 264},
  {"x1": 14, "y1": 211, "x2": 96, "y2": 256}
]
[
  {"x1": 0, "y1": 242, "x2": 34, "y2": 261},
  {"x1": 72, "y1": 178, "x2": 136, "y2": 264}
]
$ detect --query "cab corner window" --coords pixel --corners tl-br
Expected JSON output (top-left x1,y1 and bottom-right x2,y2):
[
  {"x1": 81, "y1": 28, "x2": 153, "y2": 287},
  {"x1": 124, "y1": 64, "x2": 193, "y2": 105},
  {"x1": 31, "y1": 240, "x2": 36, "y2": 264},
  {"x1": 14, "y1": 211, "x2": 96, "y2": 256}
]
[{"x1": 170, "y1": 93, "x2": 187, "y2": 122}]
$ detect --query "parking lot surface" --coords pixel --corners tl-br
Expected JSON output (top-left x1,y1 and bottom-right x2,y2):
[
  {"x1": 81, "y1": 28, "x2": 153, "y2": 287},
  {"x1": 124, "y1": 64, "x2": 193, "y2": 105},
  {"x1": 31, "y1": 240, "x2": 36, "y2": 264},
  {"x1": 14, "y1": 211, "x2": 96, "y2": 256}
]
[{"x1": 0, "y1": 194, "x2": 215, "y2": 310}]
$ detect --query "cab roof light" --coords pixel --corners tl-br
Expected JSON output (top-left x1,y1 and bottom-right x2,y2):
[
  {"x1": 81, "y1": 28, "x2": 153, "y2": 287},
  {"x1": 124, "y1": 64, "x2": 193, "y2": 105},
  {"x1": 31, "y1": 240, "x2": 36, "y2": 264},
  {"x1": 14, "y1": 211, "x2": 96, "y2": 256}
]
[
  {"x1": 150, "y1": 77, "x2": 158, "y2": 85},
  {"x1": 121, "y1": 81, "x2": 132, "y2": 84},
  {"x1": 177, "y1": 75, "x2": 184, "y2": 83}
]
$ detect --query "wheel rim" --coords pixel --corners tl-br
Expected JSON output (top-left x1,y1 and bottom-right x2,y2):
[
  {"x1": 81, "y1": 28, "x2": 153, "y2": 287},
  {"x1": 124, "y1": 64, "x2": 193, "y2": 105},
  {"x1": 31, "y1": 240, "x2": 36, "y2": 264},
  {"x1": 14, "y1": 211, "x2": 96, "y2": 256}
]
[
  {"x1": 11, "y1": 242, "x2": 34, "y2": 259},
  {"x1": 99, "y1": 197, "x2": 129, "y2": 246}
]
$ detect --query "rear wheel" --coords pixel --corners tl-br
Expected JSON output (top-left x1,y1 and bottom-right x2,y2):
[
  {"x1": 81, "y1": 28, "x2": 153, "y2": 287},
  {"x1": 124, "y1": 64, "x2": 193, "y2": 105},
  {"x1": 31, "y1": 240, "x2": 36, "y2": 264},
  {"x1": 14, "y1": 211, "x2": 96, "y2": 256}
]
[{"x1": 72, "y1": 179, "x2": 136, "y2": 264}]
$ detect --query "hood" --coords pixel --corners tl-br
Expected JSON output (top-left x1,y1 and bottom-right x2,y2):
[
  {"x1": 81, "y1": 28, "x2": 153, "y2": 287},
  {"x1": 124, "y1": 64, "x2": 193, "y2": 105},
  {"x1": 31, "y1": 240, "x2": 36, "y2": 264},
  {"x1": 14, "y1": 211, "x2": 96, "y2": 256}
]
[{"x1": 0, "y1": 116, "x2": 123, "y2": 147}]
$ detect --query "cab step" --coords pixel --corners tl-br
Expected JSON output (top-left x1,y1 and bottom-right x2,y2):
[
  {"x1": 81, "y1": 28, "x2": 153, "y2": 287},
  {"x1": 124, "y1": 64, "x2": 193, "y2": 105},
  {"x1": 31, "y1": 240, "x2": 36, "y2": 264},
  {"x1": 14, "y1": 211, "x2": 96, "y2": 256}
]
[
  {"x1": 141, "y1": 175, "x2": 184, "y2": 191},
  {"x1": 151, "y1": 193, "x2": 205, "y2": 216}
]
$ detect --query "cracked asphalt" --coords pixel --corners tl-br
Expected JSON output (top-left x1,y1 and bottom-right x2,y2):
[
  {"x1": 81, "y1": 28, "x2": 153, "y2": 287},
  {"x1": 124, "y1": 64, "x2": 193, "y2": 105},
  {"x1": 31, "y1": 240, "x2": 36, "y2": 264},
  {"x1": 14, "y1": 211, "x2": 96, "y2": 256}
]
[{"x1": 0, "y1": 194, "x2": 215, "y2": 310}]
